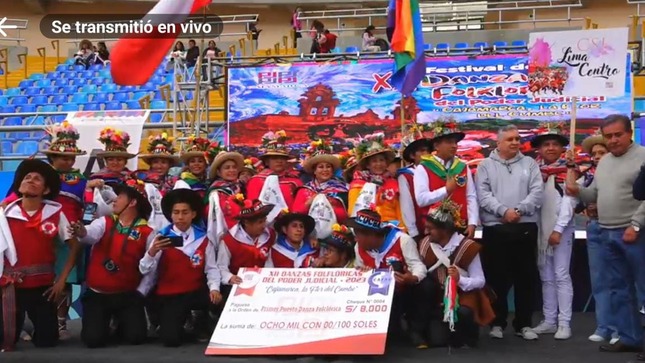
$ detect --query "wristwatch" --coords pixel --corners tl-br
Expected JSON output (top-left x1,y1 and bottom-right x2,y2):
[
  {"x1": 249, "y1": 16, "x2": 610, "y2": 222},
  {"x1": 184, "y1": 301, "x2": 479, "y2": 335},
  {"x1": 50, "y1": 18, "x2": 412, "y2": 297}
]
[
  {"x1": 514, "y1": 208, "x2": 522, "y2": 216},
  {"x1": 632, "y1": 222, "x2": 641, "y2": 232}
]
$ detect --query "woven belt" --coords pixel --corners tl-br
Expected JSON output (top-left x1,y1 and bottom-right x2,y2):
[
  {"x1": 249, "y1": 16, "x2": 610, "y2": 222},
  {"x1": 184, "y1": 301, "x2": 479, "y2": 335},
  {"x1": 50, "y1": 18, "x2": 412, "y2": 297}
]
[{"x1": 1, "y1": 264, "x2": 53, "y2": 352}]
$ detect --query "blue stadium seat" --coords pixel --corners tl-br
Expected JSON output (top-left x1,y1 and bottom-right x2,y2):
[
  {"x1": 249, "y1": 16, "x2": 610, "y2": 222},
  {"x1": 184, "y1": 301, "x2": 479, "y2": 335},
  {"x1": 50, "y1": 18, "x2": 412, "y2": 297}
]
[
  {"x1": 82, "y1": 84, "x2": 98, "y2": 93},
  {"x1": 92, "y1": 92, "x2": 109, "y2": 104},
  {"x1": 132, "y1": 91, "x2": 148, "y2": 100},
  {"x1": 140, "y1": 82, "x2": 156, "y2": 92},
  {"x1": 90, "y1": 64, "x2": 104, "y2": 71},
  {"x1": 61, "y1": 85, "x2": 77, "y2": 94},
  {"x1": 51, "y1": 115, "x2": 66, "y2": 123},
  {"x1": 51, "y1": 94, "x2": 68, "y2": 104},
  {"x1": 121, "y1": 85, "x2": 137, "y2": 93},
  {"x1": 101, "y1": 84, "x2": 117, "y2": 93},
  {"x1": 83, "y1": 103, "x2": 100, "y2": 111},
  {"x1": 345, "y1": 46, "x2": 359, "y2": 53},
  {"x1": 25, "y1": 87, "x2": 42, "y2": 96},
  {"x1": 65, "y1": 58, "x2": 75, "y2": 65},
  {"x1": 29, "y1": 73, "x2": 44, "y2": 80},
  {"x1": 56, "y1": 64, "x2": 67, "y2": 72},
  {"x1": 61, "y1": 103, "x2": 79, "y2": 112},
  {"x1": 423, "y1": 43, "x2": 433, "y2": 51},
  {"x1": 1, "y1": 105, "x2": 16, "y2": 113},
  {"x1": 153, "y1": 91, "x2": 164, "y2": 100},
  {"x1": 0, "y1": 96, "x2": 8, "y2": 106},
  {"x1": 105, "y1": 101, "x2": 122, "y2": 110},
  {"x1": 183, "y1": 91, "x2": 194, "y2": 101},
  {"x1": 52, "y1": 79, "x2": 68, "y2": 87},
  {"x1": 455, "y1": 42, "x2": 469, "y2": 49},
  {"x1": 19, "y1": 80, "x2": 34, "y2": 88},
  {"x1": 73, "y1": 65, "x2": 85, "y2": 72},
  {"x1": 150, "y1": 100, "x2": 166, "y2": 109},
  {"x1": 31, "y1": 95, "x2": 49, "y2": 105},
  {"x1": 42, "y1": 86, "x2": 58, "y2": 95},
  {"x1": 19, "y1": 104, "x2": 37, "y2": 113},
  {"x1": 61, "y1": 71, "x2": 77, "y2": 79},
  {"x1": 512, "y1": 40, "x2": 527, "y2": 47},
  {"x1": 34, "y1": 79, "x2": 51, "y2": 87},
  {"x1": 112, "y1": 92, "x2": 129, "y2": 102},
  {"x1": 6, "y1": 88, "x2": 21, "y2": 96},
  {"x1": 494, "y1": 41, "x2": 508, "y2": 47},
  {"x1": 0, "y1": 89, "x2": 3, "y2": 96},
  {"x1": 81, "y1": 70, "x2": 94, "y2": 78},
  {"x1": 3, "y1": 117, "x2": 21, "y2": 126},
  {"x1": 150, "y1": 76, "x2": 163, "y2": 85},
  {"x1": 99, "y1": 69, "x2": 111, "y2": 78},
  {"x1": 46, "y1": 72, "x2": 59, "y2": 80},
  {"x1": 91, "y1": 78, "x2": 106, "y2": 86},
  {"x1": 25, "y1": 116, "x2": 45, "y2": 125},
  {"x1": 1, "y1": 141, "x2": 13, "y2": 155},
  {"x1": 150, "y1": 113, "x2": 163, "y2": 123},
  {"x1": 16, "y1": 141, "x2": 39, "y2": 156},
  {"x1": 2, "y1": 117, "x2": 23, "y2": 139},
  {"x1": 71, "y1": 93, "x2": 89, "y2": 104},
  {"x1": 125, "y1": 100, "x2": 141, "y2": 109},
  {"x1": 436, "y1": 43, "x2": 450, "y2": 50},
  {"x1": 164, "y1": 74, "x2": 174, "y2": 84},
  {"x1": 473, "y1": 42, "x2": 488, "y2": 49},
  {"x1": 70, "y1": 78, "x2": 85, "y2": 87},
  {"x1": 41, "y1": 104, "x2": 57, "y2": 112},
  {"x1": 11, "y1": 96, "x2": 29, "y2": 105}
]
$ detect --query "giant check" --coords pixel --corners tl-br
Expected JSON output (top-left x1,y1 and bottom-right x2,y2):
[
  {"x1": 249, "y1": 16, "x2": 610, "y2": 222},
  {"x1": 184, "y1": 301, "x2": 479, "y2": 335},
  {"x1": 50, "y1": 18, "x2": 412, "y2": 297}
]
[{"x1": 206, "y1": 268, "x2": 395, "y2": 355}]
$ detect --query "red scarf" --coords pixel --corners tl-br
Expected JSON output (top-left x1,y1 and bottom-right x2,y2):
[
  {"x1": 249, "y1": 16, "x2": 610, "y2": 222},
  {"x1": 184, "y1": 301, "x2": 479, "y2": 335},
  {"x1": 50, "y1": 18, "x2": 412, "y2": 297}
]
[{"x1": 537, "y1": 157, "x2": 569, "y2": 184}]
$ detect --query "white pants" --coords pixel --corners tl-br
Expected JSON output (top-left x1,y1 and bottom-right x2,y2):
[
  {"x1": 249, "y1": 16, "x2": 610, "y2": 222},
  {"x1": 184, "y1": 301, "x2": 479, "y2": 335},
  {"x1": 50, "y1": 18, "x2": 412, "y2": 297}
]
[{"x1": 538, "y1": 226, "x2": 574, "y2": 326}]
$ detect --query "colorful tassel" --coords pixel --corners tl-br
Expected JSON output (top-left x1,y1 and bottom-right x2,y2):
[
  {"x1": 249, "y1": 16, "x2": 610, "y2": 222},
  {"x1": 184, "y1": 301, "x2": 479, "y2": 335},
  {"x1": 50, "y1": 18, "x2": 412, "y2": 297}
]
[{"x1": 442, "y1": 275, "x2": 460, "y2": 332}]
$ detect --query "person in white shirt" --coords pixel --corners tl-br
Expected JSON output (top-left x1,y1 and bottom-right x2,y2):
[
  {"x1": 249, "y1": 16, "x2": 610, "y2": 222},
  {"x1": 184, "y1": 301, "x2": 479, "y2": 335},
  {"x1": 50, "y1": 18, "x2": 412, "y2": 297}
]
[
  {"x1": 417, "y1": 200, "x2": 495, "y2": 349},
  {"x1": 139, "y1": 189, "x2": 221, "y2": 347},
  {"x1": 530, "y1": 124, "x2": 576, "y2": 340},
  {"x1": 414, "y1": 120, "x2": 479, "y2": 239}
]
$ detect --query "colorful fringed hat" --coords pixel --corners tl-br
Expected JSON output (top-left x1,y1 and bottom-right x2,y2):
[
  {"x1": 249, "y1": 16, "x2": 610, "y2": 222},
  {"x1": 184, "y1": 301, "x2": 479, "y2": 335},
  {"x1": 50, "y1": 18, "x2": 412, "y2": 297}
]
[
  {"x1": 302, "y1": 139, "x2": 340, "y2": 174},
  {"x1": 231, "y1": 194, "x2": 274, "y2": 220},
  {"x1": 346, "y1": 208, "x2": 387, "y2": 233},
  {"x1": 426, "y1": 199, "x2": 466, "y2": 232},
  {"x1": 428, "y1": 116, "x2": 465, "y2": 143},
  {"x1": 355, "y1": 133, "x2": 396, "y2": 168},
  {"x1": 140, "y1": 132, "x2": 179, "y2": 166},
  {"x1": 242, "y1": 157, "x2": 263, "y2": 175},
  {"x1": 259, "y1": 130, "x2": 290, "y2": 160},
  {"x1": 97, "y1": 127, "x2": 135, "y2": 159},
  {"x1": 581, "y1": 129, "x2": 606, "y2": 154},
  {"x1": 401, "y1": 123, "x2": 433, "y2": 163},
  {"x1": 320, "y1": 223, "x2": 356, "y2": 252},
  {"x1": 42, "y1": 121, "x2": 86, "y2": 156},
  {"x1": 338, "y1": 149, "x2": 358, "y2": 182},
  {"x1": 530, "y1": 121, "x2": 569, "y2": 148},
  {"x1": 112, "y1": 176, "x2": 152, "y2": 219},
  {"x1": 208, "y1": 140, "x2": 244, "y2": 180},
  {"x1": 180, "y1": 136, "x2": 211, "y2": 163}
]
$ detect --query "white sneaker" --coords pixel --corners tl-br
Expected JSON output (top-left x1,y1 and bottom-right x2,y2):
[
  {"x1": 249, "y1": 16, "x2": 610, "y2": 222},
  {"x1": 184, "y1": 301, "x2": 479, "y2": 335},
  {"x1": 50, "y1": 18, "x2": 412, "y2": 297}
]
[
  {"x1": 489, "y1": 326, "x2": 504, "y2": 339},
  {"x1": 20, "y1": 331, "x2": 32, "y2": 342},
  {"x1": 588, "y1": 334, "x2": 605, "y2": 342},
  {"x1": 640, "y1": 306, "x2": 644, "y2": 315},
  {"x1": 610, "y1": 337, "x2": 619, "y2": 345},
  {"x1": 516, "y1": 327, "x2": 539, "y2": 340},
  {"x1": 554, "y1": 326, "x2": 571, "y2": 340},
  {"x1": 532, "y1": 321, "x2": 557, "y2": 334}
]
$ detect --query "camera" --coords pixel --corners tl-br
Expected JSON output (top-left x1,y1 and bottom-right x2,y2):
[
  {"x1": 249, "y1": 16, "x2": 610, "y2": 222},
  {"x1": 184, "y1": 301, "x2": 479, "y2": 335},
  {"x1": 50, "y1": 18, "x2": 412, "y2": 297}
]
[{"x1": 103, "y1": 259, "x2": 119, "y2": 273}]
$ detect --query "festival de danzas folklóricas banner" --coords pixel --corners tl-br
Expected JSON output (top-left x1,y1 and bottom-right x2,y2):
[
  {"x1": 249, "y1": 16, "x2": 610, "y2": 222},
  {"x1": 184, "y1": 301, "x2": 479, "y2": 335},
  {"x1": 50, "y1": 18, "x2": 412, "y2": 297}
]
[
  {"x1": 206, "y1": 268, "x2": 395, "y2": 355},
  {"x1": 226, "y1": 53, "x2": 631, "y2": 160}
]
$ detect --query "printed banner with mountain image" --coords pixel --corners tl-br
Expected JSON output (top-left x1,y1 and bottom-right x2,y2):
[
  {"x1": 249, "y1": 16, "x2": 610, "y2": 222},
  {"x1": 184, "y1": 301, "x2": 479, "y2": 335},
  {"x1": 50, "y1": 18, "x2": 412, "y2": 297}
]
[{"x1": 227, "y1": 54, "x2": 631, "y2": 162}]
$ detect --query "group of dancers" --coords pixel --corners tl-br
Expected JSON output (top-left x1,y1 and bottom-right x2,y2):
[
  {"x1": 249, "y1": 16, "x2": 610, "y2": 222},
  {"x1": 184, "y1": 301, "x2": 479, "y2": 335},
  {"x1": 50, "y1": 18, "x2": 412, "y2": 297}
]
[{"x1": 0, "y1": 118, "x2": 601, "y2": 352}]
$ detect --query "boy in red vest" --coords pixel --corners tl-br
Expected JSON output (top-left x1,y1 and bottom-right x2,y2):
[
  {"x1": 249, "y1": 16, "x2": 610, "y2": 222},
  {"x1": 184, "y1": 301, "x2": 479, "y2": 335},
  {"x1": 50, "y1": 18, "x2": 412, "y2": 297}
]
[
  {"x1": 266, "y1": 209, "x2": 318, "y2": 268},
  {"x1": 139, "y1": 189, "x2": 222, "y2": 347},
  {"x1": 348, "y1": 209, "x2": 427, "y2": 347},
  {"x1": 216, "y1": 198, "x2": 275, "y2": 298},
  {"x1": 0, "y1": 159, "x2": 79, "y2": 351},
  {"x1": 69, "y1": 177, "x2": 156, "y2": 348},
  {"x1": 413, "y1": 119, "x2": 479, "y2": 239}
]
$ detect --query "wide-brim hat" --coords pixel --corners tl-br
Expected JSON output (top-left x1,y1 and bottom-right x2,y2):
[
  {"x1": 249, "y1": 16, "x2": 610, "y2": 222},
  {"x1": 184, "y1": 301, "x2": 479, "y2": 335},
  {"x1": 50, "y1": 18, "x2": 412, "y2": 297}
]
[
  {"x1": 431, "y1": 132, "x2": 465, "y2": 144},
  {"x1": 358, "y1": 149, "x2": 396, "y2": 168},
  {"x1": 274, "y1": 212, "x2": 316, "y2": 236},
  {"x1": 112, "y1": 181, "x2": 152, "y2": 220},
  {"x1": 12, "y1": 159, "x2": 61, "y2": 200},
  {"x1": 303, "y1": 153, "x2": 341, "y2": 174},
  {"x1": 42, "y1": 149, "x2": 87, "y2": 157},
  {"x1": 260, "y1": 150, "x2": 291, "y2": 160},
  {"x1": 236, "y1": 200, "x2": 274, "y2": 220},
  {"x1": 180, "y1": 151, "x2": 208, "y2": 164},
  {"x1": 161, "y1": 188, "x2": 204, "y2": 225},
  {"x1": 581, "y1": 134, "x2": 606, "y2": 154},
  {"x1": 320, "y1": 226, "x2": 355, "y2": 253},
  {"x1": 42, "y1": 141, "x2": 87, "y2": 157},
  {"x1": 140, "y1": 153, "x2": 180, "y2": 166},
  {"x1": 402, "y1": 138, "x2": 433, "y2": 163},
  {"x1": 530, "y1": 133, "x2": 569, "y2": 148},
  {"x1": 345, "y1": 209, "x2": 387, "y2": 233},
  {"x1": 209, "y1": 151, "x2": 245, "y2": 180},
  {"x1": 97, "y1": 150, "x2": 136, "y2": 160}
]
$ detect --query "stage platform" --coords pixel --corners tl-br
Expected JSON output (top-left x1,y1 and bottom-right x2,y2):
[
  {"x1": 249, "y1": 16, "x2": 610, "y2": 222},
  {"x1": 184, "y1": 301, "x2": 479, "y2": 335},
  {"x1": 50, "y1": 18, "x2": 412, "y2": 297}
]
[{"x1": 1, "y1": 313, "x2": 638, "y2": 363}]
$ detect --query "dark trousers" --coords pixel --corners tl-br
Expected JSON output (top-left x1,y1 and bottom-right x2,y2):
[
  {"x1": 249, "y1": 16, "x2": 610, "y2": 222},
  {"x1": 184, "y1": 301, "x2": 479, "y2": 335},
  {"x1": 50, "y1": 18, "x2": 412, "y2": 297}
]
[
  {"x1": 0, "y1": 286, "x2": 58, "y2": 349},
  {"x1": 480, "y1": 223, "x2": 539, "y2": 331},
  {"x1": 157, "y1": 289, "x2": 211, "y2": 347},
  {"x1": 408, "y1": 277, "x2": 440, "y2": 336},
  {"x1": 81, "y1": 290, "x2": 147, "y2": 348}
]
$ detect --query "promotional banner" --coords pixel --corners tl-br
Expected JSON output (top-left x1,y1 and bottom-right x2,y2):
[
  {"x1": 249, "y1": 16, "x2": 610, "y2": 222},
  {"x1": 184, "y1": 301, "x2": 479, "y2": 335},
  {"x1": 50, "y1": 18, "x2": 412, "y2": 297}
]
[
  {"x1": 227, "y1": 54, "x2": 631, "y2": 161},
  {"x1": 206, "y1": 268, "x2": 395, "y2": 355},
  {"x1": 66, "y1": 110, "x2": 149, "y2": 172},
  {"x1": 528, "y1": 27, "x2": 629, "y2": 98}
]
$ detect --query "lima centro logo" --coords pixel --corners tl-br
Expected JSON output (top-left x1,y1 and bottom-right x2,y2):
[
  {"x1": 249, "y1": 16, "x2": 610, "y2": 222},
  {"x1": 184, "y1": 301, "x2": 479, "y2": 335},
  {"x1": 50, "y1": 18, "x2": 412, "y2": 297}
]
[{"x1": 257, "y1": 71, "x2": 298, "y2": 88}]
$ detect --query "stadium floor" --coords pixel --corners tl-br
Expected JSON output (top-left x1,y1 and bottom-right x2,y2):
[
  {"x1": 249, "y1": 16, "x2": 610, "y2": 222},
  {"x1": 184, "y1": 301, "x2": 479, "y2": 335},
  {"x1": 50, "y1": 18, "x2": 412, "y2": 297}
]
[{"x1": 1, "y1": 313, "x2": 638, "y2": 363}]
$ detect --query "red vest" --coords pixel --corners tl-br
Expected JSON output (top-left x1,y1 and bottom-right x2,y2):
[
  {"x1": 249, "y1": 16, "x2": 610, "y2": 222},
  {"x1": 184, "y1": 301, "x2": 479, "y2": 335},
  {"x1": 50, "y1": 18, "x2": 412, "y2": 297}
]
[
  {"x1": 5, "y1": 203, "x2": 61, "y2": 288},
  {"x1": 270, "y1": 240, "x2": 318, "y2": 268},
  {"x1": 401, "y1": 171, "x2": 426, "y2": 236},
  {"x1": 86, "y1": 217, "x2": 153, "y2": 293},
  {"x1": 222, "y1": 229, "x2": 276, "y2": 275},
  {"x1": 156, "y1": 238, "x2": 210, "y2": 296},
  {"x1": 424, "y1": 161, "x2": 469, "y2": 222},
  {"x1": 357, "y1": 230, "x2": 405, "y2": 269}
]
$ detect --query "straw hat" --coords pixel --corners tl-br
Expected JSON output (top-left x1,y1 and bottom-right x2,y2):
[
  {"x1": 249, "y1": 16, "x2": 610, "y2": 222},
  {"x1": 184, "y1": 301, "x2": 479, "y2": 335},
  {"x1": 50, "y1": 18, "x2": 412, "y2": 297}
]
[
  {"x1": 259, "y1": 130, "x2": 290, "y2": 160},
  {"x1": 302, "y1": 139, "x2": 341, "y2": 174},
  {"x1": 139, "y1": 132, "x2": 179, "y2": 166},
  {"x1": 530, "y1": 122, "x2": 569, "y2": 148},
  {"x1": 355, "y1": 133, "x2": 396, "y2": 168},
  {"x1": 208, "y1": 141, "x2": 245, "y2": 180},
  {"x1": 401, "y1": 123, "x2": 433, "y2": 163},
  {"x1": 427, "y1": 116, "x2": 465, "y2": 144},
  {"x1": 41, "y1": 121, "x2": 86, "y2": 157},
  {"x1": 338, "y1": 149, "x2": 358, "y2": 182},
  {"x1": 581, "y1": 130, "x2": 606, "y2": 154},
  {"x1": 96, "y1": 127, "x2": 136, "y2": 159},
  {"x1": 180, "y1": 136, "x2": 211, "y2": 164}
]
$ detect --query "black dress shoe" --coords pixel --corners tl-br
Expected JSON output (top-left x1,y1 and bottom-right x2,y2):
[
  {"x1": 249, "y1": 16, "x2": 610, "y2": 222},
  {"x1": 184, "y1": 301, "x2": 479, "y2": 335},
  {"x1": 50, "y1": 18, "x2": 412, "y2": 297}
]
[{"x1": 599, "y1": 342, "x2": 642, "y2": 353}]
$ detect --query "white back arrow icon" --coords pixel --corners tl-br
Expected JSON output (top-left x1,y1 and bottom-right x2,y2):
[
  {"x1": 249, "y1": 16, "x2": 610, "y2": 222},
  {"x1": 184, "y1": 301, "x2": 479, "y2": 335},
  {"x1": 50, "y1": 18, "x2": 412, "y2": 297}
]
[{"x1": 0, "y1": 17, "x2": 19, "y2": 37}]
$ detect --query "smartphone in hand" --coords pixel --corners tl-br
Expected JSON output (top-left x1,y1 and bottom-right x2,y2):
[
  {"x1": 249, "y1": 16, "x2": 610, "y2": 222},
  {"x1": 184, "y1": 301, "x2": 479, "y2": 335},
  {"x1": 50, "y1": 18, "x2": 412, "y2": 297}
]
[{"x1": 82, "y1": 203, "x2": 98, "y2": 225}]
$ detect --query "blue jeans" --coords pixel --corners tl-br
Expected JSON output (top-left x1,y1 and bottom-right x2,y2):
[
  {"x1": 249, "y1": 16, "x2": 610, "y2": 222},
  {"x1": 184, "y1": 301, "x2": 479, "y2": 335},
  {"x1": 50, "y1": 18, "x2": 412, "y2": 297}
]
[
  {"x1": 600, "y1": 226, "x2": 645, "y2": 346},
  {"x1": 586, "y1": 220, "x2": 615, "y2": 338}
]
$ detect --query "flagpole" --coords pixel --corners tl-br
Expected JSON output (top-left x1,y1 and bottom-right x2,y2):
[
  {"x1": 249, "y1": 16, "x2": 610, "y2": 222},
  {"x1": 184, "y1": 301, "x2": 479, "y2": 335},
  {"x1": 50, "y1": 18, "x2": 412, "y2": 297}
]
[
  {"x1": 400, "y1": 94, "x2": 405, "y2": 167},
  {"x1": 570, "y1": 96, "x2": 577, "y2": 148}
]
